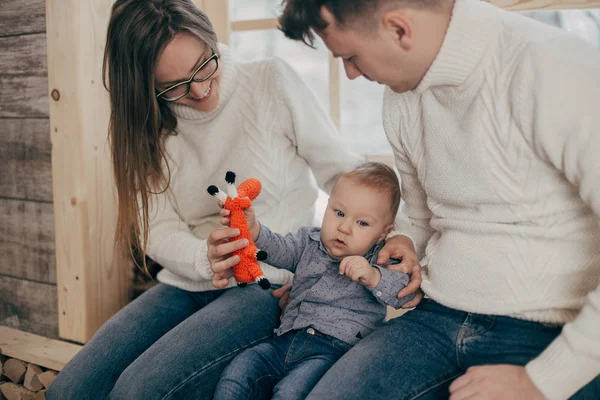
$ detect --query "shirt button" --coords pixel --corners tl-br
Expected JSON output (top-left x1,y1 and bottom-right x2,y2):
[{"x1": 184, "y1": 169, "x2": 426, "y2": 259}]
[
  {"x1": 307, "y1": 328, "x2": 315, "y2": 335},
  {"x1": 376, "y1": 291, "x2": 383, "y2": 297}
]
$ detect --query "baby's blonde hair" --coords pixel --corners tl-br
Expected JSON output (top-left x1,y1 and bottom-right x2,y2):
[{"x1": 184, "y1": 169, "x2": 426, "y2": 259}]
[{"x1": 337, "y1": 162, "x2": 401, "y2": 223}]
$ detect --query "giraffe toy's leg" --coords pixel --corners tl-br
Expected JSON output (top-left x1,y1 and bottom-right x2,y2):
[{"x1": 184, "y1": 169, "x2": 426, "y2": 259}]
[{"x1": 240, "y1": 246, "x2": 271, "y2": 290}]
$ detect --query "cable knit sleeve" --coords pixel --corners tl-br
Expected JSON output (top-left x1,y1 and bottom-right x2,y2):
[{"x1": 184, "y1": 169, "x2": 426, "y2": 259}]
[
  {"x1": 143, "y1": 187, "x2": 213, "y2": 283},
  {"x1": 270, "y1": 58, "x2": 362, "y2": 193},
  {"x1": 382, "y1": 89, "x2": 435, "y2": 261},
  {"x1": 512, "y1": 37, "x2": 600, "y2": 400}
]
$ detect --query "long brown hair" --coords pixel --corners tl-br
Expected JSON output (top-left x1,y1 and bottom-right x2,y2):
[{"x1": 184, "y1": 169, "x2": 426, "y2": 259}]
[{"x1": 103, "y1": 0, "x2": 218, "y2": 271}]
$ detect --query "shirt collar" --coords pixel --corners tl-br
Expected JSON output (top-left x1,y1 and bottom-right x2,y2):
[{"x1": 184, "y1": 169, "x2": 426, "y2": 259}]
[{"x1": 412, "y1": 0, "x2": 500, "y2": 94}]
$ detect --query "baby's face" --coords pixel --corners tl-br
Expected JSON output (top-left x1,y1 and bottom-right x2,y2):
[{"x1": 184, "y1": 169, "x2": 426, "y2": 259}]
[{"x1": 321, "y1": 177, "x2": 393, "y2": 260}]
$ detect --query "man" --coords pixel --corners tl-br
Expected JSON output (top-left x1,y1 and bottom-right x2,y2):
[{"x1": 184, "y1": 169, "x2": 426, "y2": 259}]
[{"x1": 278, "y1": 0, "x2": 600, "y2": 399}]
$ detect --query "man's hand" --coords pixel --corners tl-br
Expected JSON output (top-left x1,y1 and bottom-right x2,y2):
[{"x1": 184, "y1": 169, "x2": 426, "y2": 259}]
[
  {"x1": 449, "y1": 365, "x2": 546, "y2": 400},
  {"x1": 340, "y1": 256, "x2": 381, "y2": 288},
  {"x1": 378, "y1": 235, "x2": 423, "y2": 307},
  {"x1": 272, "y1": 284, "x2": 292, "y2": 310},
  {"x1": 207, "y1": 227, "x2": 248, "y2": 288}
]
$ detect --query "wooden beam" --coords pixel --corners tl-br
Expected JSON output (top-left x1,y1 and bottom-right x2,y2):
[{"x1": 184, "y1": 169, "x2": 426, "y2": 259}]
[
  {"x1": 195, "y1": 0, "x2": 231, "y2": 45},
  {"x1": 328, "y1": 53, "x2": 342, "y2": 131},
  {"x1": 0, "y1": 326, "x2": 81, "y2": 371},
  {"x1": 487, "y1": 0, "x2": 600, "y2": 10},
  {"x1": 46, "y1": 0, "x2": 131, "y2": 343},
  {"x1": 0, "y1": 0, "x2": 46, "y2": 37},
  {"x1": 231, "y1": 18, "x2": 279, "y2": 32}
]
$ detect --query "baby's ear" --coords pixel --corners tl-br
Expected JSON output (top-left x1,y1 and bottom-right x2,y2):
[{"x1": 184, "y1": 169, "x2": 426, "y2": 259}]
[{"x1": 378, "y1": 224, "x2": 394, "y2": 243}]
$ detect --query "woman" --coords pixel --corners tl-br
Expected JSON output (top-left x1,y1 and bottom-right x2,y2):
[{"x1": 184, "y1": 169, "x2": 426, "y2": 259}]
[{"x1": 48, "y1": 1, "x2": 420, "y2": 399}]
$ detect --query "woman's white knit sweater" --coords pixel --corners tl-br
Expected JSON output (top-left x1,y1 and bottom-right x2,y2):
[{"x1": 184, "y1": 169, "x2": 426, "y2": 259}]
[
  {"x1": 383, "y1": 1, "x2": 600, "y2": 398},
  {"x1": 146, "y1": 44, "x2": 360, "y2": 293}
]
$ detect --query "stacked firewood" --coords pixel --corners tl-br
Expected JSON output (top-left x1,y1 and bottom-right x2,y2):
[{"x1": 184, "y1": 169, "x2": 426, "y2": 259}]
[{"x1": 0, "y1": 356, "x2": 57, "y2": 400}]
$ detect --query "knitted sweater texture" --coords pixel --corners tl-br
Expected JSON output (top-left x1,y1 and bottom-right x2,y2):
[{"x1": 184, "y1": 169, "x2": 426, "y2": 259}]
[
  {"x1": 383, "y1": 1, "x2": 600, "y2": 398},
  {"x1": 147, "y1": 44, "x2": 360, "y2": 293}
]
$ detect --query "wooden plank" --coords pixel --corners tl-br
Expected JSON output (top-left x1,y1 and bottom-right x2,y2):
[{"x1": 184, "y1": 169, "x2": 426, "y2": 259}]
[
  {"x1": 0, "y1": 34, "x2": 49, "y2": 118},
  {"x1": 0, "y1": 0, "x2": 46, "y2": 37},
  {"x1": 231, "y1": 18, "x2": 279, "y2": 32},
  {"x1": 46, "y1": 0, "x2": 131, "y2": 343},
  {"x1": 0, "y1": 276, "x2": 58, "y2": 339},
  {"x1": 0, "y1": 118, "x2": 52, "y2": 202},
  {"x1": 196, "y1": 0, "x2": 231, "y2": 44},
  {"x1": 0, "y1": 199, "x2": 55, "y2": 284},
  {"x1": 488, "y1": 0, "x2": 600, "y2": 10},
  {"x1": 0, "y1": 326, "x2": 81, "y2": 371}
]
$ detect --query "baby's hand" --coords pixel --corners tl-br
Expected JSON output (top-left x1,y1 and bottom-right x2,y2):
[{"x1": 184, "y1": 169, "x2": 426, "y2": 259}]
[
  {"x1": 339, "y1": 256, "x2": 381, "y2": 288},
  {"x1": 220, "y1": 204, "x2": 258, "y2": 229}
]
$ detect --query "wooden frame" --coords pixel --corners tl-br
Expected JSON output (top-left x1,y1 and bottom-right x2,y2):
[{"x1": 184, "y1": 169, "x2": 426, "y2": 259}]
[
  {"x1": 46, "y1": 0, "x2": 131, "y2": 343},
  {"x1": 48, "y1": 0, "x2": 598, "y2": 344}
]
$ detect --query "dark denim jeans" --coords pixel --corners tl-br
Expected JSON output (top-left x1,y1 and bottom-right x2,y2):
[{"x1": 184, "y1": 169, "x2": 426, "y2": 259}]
[
  {"x1": 46, "y1": 283, "x2": 281, "y2": 400},
  {"x1": 214, "y1": 327, "x2": 352, "y2": 400},
  {"x1": 308, "y1": 299, "x2": 600, "y2": 400}
]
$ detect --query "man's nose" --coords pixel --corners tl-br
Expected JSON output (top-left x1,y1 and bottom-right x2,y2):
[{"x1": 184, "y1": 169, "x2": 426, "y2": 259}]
[{"x1": 343, "y1": 60, "x2": 363, "y2": 80}]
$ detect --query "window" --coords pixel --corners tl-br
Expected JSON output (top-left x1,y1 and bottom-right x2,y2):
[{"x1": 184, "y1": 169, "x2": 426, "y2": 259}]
[{"x1": 230, "y1": 3, "x2": 600, "y2": 158}]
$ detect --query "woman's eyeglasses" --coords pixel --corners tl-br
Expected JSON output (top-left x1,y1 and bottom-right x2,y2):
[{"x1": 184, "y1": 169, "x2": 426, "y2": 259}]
[{"x1": 156, "y1": 52, "x2": 219, "y2": 102}]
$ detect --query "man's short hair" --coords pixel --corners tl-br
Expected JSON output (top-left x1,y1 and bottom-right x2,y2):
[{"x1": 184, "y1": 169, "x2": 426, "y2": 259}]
[
  {"x1": 278, "y1": 0, "x2": 443, "y2": 47},
  {"x1": 337, "y1": 161, "x2": 401, "y2": 222}
]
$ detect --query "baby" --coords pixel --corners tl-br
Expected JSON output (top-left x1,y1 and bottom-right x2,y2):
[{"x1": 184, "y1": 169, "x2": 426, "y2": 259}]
[{"x1": 213, "y1": 162, "x2": 415, "y2": 399}]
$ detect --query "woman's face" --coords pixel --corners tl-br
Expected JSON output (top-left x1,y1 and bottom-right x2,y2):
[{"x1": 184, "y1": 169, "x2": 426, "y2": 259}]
[{"x1": 155, "y1": 33, "x2": 221, "y2": 112}]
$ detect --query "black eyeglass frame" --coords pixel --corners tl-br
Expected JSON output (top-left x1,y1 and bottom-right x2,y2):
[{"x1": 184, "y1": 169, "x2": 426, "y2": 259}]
[{"x1": 155, "y1": 51, "x2": 219, "y2": 102}]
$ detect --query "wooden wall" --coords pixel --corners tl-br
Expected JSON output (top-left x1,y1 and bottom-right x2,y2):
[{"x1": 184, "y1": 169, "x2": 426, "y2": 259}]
[{"x1": 0, "y1": 0, "x2": 58, "y2": 338}]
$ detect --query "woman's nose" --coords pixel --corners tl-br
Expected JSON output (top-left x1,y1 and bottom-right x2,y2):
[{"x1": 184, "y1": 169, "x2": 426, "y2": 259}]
[{"x1": 188, "y1": 80, "x2": 209, "y2": 98}]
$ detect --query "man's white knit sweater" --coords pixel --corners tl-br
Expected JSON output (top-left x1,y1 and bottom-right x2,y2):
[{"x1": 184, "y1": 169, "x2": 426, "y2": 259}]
[
  {"x1": 146, "y1": 44, "x2": 360, "y2": 293},
  {"x1": 383, "y1": 1, "x2": 600, "y2": 398}
]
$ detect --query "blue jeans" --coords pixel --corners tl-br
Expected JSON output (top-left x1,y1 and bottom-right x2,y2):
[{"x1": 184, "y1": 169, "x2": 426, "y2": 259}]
[
  {"x1": 214, "y1": 327, "x2": 352, "y2": 400},
  {"x1": 308, "y1": 299, "x2": 600, "y2": 400},
  {"x1": 47, "y1": 283, "x2": 281, "y2": 400}
]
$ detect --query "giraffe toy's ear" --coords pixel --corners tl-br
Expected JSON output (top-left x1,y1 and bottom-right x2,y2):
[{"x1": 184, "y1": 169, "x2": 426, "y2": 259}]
[
  {"x1": 237, "y1": 178, "x2": 262, "y2": 200},
  {"x1": 207, "y1": 185, "x2": 228, "y2": 203}
]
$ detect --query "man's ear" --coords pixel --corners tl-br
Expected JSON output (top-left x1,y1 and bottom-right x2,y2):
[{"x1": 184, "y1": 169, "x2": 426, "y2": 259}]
[{"x1": 380, "y1": 9, "x2": 414, "y2": 51}]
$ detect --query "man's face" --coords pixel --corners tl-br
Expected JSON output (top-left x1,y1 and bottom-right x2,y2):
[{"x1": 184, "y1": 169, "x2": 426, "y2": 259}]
[{"x1": 316, "y1": 6, "x2": 426, "y2": 93}]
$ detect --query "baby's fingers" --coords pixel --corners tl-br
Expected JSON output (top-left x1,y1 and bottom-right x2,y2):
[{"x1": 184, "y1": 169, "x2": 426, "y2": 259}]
[{"x1": 339, "y1": 258, "x2": 350, "y2": 275}]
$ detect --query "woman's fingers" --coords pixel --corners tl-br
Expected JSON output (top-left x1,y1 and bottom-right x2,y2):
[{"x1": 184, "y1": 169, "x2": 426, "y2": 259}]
[
  {"x1": 208, "y1": 227, "x2": 240, "y2": 246},
  {"x1": 212, "y1": 270, "x2": 232, "y2": 289},
  {"x1": 211, "y1": 254, "x2": 241, "y2": 273},
  {"x1": 214, "y1": 239, "x2": 248, "y2": 260},
  {"x1": 220, "y1": 208, "x2": 230, "y2": 226}
]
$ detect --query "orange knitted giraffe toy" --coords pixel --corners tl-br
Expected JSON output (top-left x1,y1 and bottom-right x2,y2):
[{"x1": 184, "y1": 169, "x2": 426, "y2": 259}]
[{"x1": 207, "y1": 171, "x2": 271, "y2": 289}]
